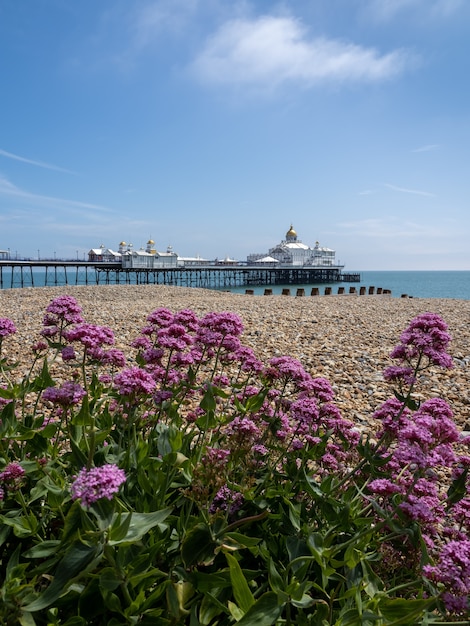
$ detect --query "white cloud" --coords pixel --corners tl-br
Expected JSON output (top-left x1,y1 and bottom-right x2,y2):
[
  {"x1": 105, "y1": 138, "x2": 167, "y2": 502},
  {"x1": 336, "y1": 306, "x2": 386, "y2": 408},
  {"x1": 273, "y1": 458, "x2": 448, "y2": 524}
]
[
  {"x1": 385, "y1": 183, "x2": 435, "y2": 197},
  {"x1": 190, "y1": 15, "x2": 415, "y2": 91}
]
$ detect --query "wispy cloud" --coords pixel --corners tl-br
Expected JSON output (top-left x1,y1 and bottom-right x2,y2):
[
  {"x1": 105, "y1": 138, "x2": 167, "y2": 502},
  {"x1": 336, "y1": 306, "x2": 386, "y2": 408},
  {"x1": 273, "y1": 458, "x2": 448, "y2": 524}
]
[
  {"x1": 131, "y1": 0, "x2": 199, "y2": 45},
  {"x1": 385, "y1": 183, "x2": 435, "y2": 197},
  {"x1": 412, "y1": 144, "x2": 439, "y2": 153},
  {"x1": 0, "y1": 176, "x2": 113, "y2": 214},
  {"x1": 190, "y1": 15, "x2": 416, "y2": 91},
  {"x1": 0, "y1": 148, "x2": 77, "y2": 175}
]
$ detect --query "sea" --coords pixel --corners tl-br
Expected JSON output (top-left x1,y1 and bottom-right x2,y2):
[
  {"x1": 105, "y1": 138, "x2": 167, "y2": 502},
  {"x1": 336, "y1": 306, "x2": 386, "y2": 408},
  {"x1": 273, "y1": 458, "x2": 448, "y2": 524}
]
[
  {"x1": 225, "y1": 271, "x2": 470, "y2": 300},
  {"x1": 0, "y1": 269, "x2": 469, "y2": 300}
]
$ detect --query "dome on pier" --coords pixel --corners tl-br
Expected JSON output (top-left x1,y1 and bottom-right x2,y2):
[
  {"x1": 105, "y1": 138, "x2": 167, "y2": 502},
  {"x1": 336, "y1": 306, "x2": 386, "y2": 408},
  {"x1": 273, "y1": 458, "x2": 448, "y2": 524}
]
[{"x1": 286, "y1": 225, "x2": 297, "y2": 241}]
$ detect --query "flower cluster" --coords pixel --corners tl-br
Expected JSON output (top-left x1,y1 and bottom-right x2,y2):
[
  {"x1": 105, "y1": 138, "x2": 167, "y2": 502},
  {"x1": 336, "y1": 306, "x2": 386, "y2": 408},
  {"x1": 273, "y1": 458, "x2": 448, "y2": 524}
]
[
  {"x1": 70, "y1": 464, "x2": 126, "y2": 508},
  {"x1": 0, "y1": 462, "x2": 25, "y2": 498},
  {"x1": 386, "y1": 311, "x2": 453, "y2": 373},
  {"x1": 41, "y1": 295, "x2": 84, "y2": 341},
  {"x1": 43, "y1": 382, "x2": 87, "y2": 408},
  {"x1": 0, "y1": 318, "x2": 17, "y2": 338}
]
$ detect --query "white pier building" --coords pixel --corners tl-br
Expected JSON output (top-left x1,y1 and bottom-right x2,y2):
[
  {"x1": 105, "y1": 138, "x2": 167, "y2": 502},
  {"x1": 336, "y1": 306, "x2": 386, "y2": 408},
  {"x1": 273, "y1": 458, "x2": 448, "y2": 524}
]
[{"x1": 247, "y1": 226, "x2": 340, "y2": 268}]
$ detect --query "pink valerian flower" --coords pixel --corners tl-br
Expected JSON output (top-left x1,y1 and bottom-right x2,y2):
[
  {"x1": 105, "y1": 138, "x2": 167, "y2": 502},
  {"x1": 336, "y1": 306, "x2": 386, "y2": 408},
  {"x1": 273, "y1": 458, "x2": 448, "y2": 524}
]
[
  {"x1": 0, "y1": 318, "x2": 16, "y2": 353},
  {"x1": 174, "y1": 309, "x2": 199, "y2": 332},
  {"x1": 61, "y1": 346, "x2": 76, "y2": 361},
  {"x1": 146, "y1": 308, "x2": 175, "y2": 328},
  {"x1": 41, "y1": 295, "x2": 84, "y2": 340},
  {"x1": 390, "y1": 312, "x2": 453, "y2": 369},
  {"x1": 225, "y1": 417, "x2": 262, "y2": 447},
  {"x1": 367, "y1": 478, "x2": 402, "y2": 496},
  {"x1": 399, "y1": 494, "x2": 444, "y2": 526},
  {"x1": 391, "y1": 399, "x2": 458, "y2": 470},
  {"x1": 157, "y1": 324, "x2": 193, "y2": 351},
  {"x1": 383, "y1": 366, "x2": 416, "y2": 386},
  {"x1": 154, "y1": 390, "x2": 173, "y2": 404},
  {"x1": 171, "y1": 351, "x2": 195, "y2": 367},
  {"x1": 141, "y1": 347, "x2": 165, "y2": 365},
  {"x1": 64, "y1": 323, "x2": 115, "y2": 350},
  {"x1": 234, "y1": 346, "x2": 264, "y2": 373},
  {"x1": 31, "y1": 340, "x2": 48, "y2": 354},
  {"x1": 264, "y1": 356, "x2": 310, "y2": 387},
  {"x1": 131, "y1": 335, "x2": 152, "y2": 350},
  {"x1": 209, "y1": 485, "x2": 244, "y2": 516},
  {"x1": 0, "y1": 318, "x2": 17, "y2": 337},
  {"x1": 0, "y1": 462, "x2": 25, "y2": 491},
  {"x1": 45, "y1": 295, "x2": 84, "y2": 325},
  {"x1": 43, "y1": 382, "x2": 87, "y2": 408},
  {"x1": 70, "y1": 464, "x2": 126, "y2": 508},
  {"x1": 198, "y1": 311, "x2": 244, "y2": 339},
  {"x1": 451, "y1": 499, "x2": 470, "y2": 533},
  {"x1": 202, "y1": 447, "x2": 231, "y2": 468},
  {"x1": 373, "y1": 397, "x2": 411, "y2": 437},
  {"x1": 91, "y1": 347, "x2": 126, "y2": 368},
  {"x1": 290, "y1": 397, "x2": 320, "y2": 426},
  {"x1": 195, "y1": 312, "x2": 244, "y2": 353},
  {"x1": 114, "y1": 366, "x2": 156, "y2": 396},
  {"x1": 423, "y1": 539, "x2": 470, "y2": 614},
  {"x1": 301, "y1": 377, "x2": 335, "y2": 402}
]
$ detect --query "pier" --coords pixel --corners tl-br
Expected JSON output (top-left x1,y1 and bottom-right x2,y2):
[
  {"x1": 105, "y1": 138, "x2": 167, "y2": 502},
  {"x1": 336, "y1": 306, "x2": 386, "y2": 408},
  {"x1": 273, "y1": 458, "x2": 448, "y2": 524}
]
[{"x1": 0, "y1": 261, "x2": 360, "y2": 290}]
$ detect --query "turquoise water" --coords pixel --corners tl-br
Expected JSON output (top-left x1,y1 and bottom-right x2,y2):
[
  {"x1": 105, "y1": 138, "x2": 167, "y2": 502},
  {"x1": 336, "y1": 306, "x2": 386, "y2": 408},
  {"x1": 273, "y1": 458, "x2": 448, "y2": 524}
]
[
  {"x1": 1, "y1": 269, "x2": 469, "y2": 300},
  {"x1": 226, "y1": 271, "x2": 470, "y2": 300}
]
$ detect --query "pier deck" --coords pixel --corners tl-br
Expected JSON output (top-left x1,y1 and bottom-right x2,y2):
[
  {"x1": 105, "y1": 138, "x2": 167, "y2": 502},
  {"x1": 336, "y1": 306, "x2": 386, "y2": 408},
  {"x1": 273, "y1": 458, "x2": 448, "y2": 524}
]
[{"x1": 0, "y1": 261, "x2": 360, "y2": 290}]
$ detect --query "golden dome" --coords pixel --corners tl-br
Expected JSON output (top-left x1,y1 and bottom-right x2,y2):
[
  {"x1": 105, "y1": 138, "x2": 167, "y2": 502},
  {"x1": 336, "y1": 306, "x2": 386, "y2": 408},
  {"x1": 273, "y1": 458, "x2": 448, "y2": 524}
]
[
  {"x1": 120, "y1": 241, "x2": 126, "y2": 246},
  {"x1": 147, "y1": 239, "x2": 155, "y2": 245},
  {"x1": 286, "y1": 225, "x2": 297, "y2": 239}
]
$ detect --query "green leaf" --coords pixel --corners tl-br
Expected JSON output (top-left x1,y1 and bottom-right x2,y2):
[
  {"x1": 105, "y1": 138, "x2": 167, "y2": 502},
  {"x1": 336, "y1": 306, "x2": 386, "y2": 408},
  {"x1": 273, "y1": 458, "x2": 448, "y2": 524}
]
[
  {"x1": 236, "y1": 592, "x2": 282, "y2": 626},
  {"x1": 267, "y1": 558, "x2": 284, "y2": 594},
  {"x1": 182, "y1": 523, "x2": 218, "y2": 568},
  {"x1": 244, "y1": 390, "x2": 267, "y2": 414},
  {"x1": 71, "y1": 394, "x2": 92, "y2": 426},
  {"x1": 447, "y1": 467, "x2": 469, "y2": 507},
  {"x1": 62, "y1": 500, "x2": 93, "y2": 543},
  {"x1": 23, "y1": 540, "x2": 101, "y2": 612},
  {"x1": 32, "y1": 358, "x2": 55, "y2": 391},
  {"x1": 200, "y1": 385, "x2": 216, "y2": 412},
  {"x1": 108, "y1": 510, "x2": 133, "y2": 543},
  {"x1": 69, "y1": 436, "x2": 88, "y2": 467},
  {"x1": 108, "y1": 508, "x2": 172, "y2": 545},
  {"x1": 225, "y1": 552, "x2": 254, "y2": 614},
  {"x1": 23, "y1": 540, "x2": 61, "y2": 559},
  {"x1": 377, "y1": 597, "x2": 435, "y2": 624}
]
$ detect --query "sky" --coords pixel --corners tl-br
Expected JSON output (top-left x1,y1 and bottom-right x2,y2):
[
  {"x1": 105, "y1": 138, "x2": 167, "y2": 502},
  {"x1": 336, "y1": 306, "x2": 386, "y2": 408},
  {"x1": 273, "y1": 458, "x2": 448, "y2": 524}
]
[{"x1": 1, "y1": 0, "x2": 469, "y2": 270}]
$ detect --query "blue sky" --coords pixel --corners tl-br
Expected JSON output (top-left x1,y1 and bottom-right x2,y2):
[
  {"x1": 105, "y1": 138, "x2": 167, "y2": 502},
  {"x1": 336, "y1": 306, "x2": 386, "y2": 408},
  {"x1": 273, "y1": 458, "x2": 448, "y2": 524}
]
[{"x1": 1, "y1": 0, "x2": 469, "y2": 270}]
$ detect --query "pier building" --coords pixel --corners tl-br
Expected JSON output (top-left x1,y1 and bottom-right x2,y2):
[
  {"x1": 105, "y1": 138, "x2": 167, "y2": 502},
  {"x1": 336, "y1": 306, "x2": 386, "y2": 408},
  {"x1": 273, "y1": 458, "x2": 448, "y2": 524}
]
[{"x1": 247, "y1": 225, "x2": 339, "y2": 268}]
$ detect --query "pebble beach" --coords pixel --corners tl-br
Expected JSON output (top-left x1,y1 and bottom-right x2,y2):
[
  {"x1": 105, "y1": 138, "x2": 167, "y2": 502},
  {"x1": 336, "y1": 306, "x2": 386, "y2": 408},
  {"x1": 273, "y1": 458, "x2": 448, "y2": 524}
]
[{"x1": 1, "y1": 285, "x2": 469, "y2": 434}]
